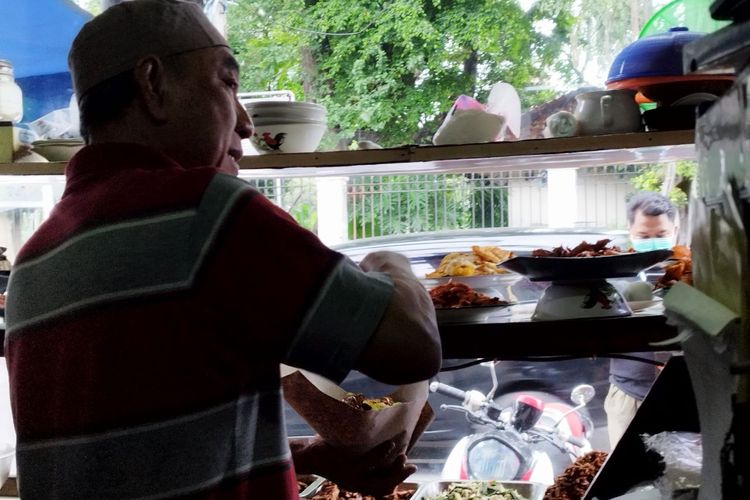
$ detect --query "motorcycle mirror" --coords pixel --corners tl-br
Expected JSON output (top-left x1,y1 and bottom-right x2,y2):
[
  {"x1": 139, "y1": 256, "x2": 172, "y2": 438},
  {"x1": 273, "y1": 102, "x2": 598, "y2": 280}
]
[{"x1": 570, "y1": 384, "x2": 596, "y2": 406}]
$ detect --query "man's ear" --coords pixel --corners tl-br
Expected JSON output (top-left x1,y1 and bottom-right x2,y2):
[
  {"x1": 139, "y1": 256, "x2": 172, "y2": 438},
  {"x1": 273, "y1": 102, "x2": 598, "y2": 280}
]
[{"x1": 132, "y1": 56, "x2": 169, "y2": 123}]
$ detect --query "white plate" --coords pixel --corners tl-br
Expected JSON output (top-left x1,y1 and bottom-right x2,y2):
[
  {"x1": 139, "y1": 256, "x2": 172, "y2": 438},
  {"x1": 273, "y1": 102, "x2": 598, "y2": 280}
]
[
  {"x1": 627, "y1": 298, "x2": 662, "y2": 312},
  {"x1": 421, "y1": 272, "x2": 521, "y2": 289},
  {"x1": 435, "y1": 304, "x2": 512, "y2": 323}
]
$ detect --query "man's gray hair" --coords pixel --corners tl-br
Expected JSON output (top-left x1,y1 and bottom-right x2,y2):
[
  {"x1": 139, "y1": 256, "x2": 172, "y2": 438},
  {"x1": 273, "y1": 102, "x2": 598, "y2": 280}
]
[{"x1": 626, "y1": 191, "x2": 677, "y2": 225}]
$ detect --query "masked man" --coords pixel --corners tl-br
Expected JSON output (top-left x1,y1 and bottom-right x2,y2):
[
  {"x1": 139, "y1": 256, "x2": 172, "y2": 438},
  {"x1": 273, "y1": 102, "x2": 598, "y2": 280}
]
[{"x1": 605, "y1": 192, "x2": 677, "y2": 448}]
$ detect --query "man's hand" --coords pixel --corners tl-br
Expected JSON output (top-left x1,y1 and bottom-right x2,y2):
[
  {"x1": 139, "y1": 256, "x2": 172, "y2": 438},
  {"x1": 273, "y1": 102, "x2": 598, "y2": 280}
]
[
  {"x1": 291, "y1": 434, "x2": 416, "y2": 497},
  {"x1": 359, "y1": 251, "x2": 412, "y2": 274}
]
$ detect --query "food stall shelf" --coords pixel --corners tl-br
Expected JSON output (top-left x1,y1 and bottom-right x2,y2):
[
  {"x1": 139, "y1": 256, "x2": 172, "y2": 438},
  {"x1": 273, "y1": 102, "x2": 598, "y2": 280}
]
[
  {"x1": 0, "y1": 130, "x2": 695, "y2": 177},
  {"x1": 438, "y1": 304, "x2": 678, "y2": 359}
]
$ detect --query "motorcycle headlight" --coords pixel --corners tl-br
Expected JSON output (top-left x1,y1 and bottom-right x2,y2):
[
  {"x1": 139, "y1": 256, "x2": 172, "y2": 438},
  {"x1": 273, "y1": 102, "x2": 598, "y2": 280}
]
[{"x1": 466, "y1": 436, "x2": 523, "y2": 480}]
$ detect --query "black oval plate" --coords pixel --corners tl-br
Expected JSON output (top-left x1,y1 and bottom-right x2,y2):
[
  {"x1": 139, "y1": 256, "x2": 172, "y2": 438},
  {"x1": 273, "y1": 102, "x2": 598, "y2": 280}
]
[{"x1": 500, "y1": 249, "x2": 673, "y2": 282}]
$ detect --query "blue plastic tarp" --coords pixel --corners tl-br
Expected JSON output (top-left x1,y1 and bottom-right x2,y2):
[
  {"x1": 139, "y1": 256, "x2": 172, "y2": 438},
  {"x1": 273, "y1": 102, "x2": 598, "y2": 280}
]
[
  {"x1": 0, "y1": 0, "x2": 91, "y2": 79},
  {"x1": 0, "y1": 0, "x2": 91, "y2": 122}
]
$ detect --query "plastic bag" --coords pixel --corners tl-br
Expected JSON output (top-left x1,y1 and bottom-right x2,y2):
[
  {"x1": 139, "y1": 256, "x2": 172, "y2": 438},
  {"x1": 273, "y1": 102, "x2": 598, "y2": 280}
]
[
  {"x1": 432, "y1": 95, "x2": 505, "y2": 145},
  {"x1": 27, "y1": 95, "x2": 81, "y2": 140},
  {"x1": 432, "y1": 82, "x2": 521, "y2": 145},
  {"x1": 641, "y1": 431, "x2": 702, "y2": 497}
]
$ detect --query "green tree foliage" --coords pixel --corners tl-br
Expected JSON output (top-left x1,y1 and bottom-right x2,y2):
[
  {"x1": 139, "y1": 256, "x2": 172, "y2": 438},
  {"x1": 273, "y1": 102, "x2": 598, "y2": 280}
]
[
  {"x1": 228, "y1": 0, "x2": 575, "y2": 148},
  {"x1": 565, "y1": 0, "x2": 656, "y2": 82},
  {"x1": 347, "y1": 173, "x2": 509, "y2": 238},
  {"x1": 631, "y1": 160, "x2": 696, "y2": 207}
]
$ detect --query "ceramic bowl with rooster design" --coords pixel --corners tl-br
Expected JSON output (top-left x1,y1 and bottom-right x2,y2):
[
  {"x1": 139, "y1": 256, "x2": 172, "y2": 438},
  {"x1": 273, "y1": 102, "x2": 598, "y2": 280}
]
[
  {"x1": 245, "y1": 101, "x2": 327, "y2": 154},
  {"x1": 249, "y1": 122, "x2": 327, "y2": 154}
]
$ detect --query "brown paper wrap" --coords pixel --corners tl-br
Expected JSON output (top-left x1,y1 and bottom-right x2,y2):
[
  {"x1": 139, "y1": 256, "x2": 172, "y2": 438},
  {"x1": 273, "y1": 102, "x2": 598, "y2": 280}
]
[{"x1": 281, "y1": 368, "x2": 433, "y2": 456}]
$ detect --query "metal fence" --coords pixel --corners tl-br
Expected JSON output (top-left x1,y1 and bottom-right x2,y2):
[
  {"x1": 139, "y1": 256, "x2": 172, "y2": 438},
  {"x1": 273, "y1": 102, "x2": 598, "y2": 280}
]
[
  {"x1": 347, "y1": 171, "x2": 547, "y2": 239},
  {"x1": 0, "y1": 166, "x2": 647, "y2": 261},
  {"x1": 240, "y1": 165, "x2": 645, "y2": 241}
]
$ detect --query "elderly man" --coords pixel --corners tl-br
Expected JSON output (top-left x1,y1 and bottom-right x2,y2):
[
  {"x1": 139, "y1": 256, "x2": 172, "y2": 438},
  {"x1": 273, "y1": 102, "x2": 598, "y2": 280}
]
[{"x1": 3, "y1": 1, "x2": 440, "y2": 498}]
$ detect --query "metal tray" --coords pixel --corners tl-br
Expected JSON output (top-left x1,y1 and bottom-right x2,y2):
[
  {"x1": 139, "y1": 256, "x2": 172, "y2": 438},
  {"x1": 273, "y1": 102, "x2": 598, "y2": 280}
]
[
  {"x1": 421, "y1": 272, "x2": 522, "y2": 290},
  {"x1": 412, "y1": 480, "x2": 547, "y2": 500},
  {"x1": 298, "y1": 475, "x2": 326, "y2": 498},
  {"x1": 300, "y1": 479, "x2": 420, "y2": 499},
  {"x1": 435, "y1": 303, "x2": 513, "y2": 323}
]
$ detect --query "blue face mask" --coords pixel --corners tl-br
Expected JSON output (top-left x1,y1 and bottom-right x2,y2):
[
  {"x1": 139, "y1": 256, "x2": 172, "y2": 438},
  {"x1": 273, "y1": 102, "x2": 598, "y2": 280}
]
[{"x1": 631, "y1": 237, "x2": 673, "y2": 252}]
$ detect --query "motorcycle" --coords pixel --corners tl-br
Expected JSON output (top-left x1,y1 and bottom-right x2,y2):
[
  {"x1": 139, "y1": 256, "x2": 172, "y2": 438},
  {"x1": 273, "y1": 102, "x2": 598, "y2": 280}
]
[{"x1": 430, "y1": 362, "x2": 596, "y2": 486}]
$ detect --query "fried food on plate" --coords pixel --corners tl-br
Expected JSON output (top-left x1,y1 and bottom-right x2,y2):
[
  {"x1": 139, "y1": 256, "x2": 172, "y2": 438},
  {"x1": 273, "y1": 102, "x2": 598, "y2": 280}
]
[
  {"x1": 429, "y1": 281, "x2": 509, "y2": 308},
  {"x1": 426, "y1": 245, "x2": 514, "y2": 278},
  {"x1": 532, "y1": 239, "x2": 633, "y2": 257},
  {"x1": 472, "y1": 245, "x2": 513, "y2": 263},
  {"x1": 655, "y1": 245, "x2": 692, "y2": 289}
]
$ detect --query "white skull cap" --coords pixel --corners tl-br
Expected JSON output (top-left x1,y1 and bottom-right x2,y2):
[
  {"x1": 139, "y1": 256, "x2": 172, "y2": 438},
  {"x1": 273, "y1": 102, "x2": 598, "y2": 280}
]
[{"x1": 69, "y1": 0, "x2": 228, "y2": 98}]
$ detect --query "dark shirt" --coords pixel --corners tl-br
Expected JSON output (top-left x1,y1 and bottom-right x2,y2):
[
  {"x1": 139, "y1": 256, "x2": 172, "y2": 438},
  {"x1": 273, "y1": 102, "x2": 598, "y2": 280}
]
[{"x1": 610, "y1": 352, "x2": 658, "y2": 400}]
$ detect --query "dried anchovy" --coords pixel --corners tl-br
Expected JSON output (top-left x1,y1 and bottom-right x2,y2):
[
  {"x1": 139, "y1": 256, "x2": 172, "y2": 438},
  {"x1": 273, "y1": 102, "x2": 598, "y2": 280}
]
[{"x1": 543, "y1": 451, "x2": 608, "y2": 500}]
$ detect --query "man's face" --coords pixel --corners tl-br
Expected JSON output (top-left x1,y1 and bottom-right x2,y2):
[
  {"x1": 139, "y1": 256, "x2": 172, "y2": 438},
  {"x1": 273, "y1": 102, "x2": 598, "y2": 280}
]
[
  {"x1": 161, "y1": 46, "x2": 252, "y2": 174},
  {"x1": 629, "y1": 210, "x2": 676, "y2": 240}
]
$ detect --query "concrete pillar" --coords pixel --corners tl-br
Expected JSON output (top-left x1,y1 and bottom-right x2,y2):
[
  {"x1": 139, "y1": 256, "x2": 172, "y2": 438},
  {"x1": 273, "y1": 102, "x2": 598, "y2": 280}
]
[
  {"x1": 316, "y1": 177, "x2": 348, "y2": 245},
  {"x1": 547, "y1": 168, "x2": 578, "y2": 227}
]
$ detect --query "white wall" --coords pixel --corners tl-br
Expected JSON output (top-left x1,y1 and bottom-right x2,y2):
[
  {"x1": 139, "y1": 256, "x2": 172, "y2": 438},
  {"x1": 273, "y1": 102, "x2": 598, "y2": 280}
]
[
  {"x1": 508, "y1": 170, "x2": 638, "y2": 229},
  {"x1": 576, "y1": 173, "x2": 636, "y2": 228}
]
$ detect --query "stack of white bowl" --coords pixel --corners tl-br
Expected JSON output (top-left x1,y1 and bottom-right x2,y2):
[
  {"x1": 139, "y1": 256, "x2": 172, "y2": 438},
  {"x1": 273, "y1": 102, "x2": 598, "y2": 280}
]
[{"x1": 244, "y1": 101, "x2": 327, "y2": 154}]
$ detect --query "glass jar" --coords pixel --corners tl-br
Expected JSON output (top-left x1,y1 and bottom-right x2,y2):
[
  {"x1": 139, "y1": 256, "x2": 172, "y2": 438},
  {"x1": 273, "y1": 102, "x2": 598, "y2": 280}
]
[{"x1": 0, "y1": 60, "x2": 23, "y2": 123}]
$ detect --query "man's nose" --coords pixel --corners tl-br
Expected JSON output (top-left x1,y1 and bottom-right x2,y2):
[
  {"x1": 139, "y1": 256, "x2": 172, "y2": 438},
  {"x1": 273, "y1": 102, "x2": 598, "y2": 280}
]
[{"x1": 235, "y1": 100, "x2": 254, "y2": 139}]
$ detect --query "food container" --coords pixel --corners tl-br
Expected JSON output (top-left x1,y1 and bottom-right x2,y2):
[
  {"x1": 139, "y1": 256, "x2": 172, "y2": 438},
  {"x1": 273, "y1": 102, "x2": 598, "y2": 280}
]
[
  {"x1": 301, "y1": 480, "x2": 420, "y2": 499},
  {"x1": 434, "y1": 303, "x2": 513, "y2": 323},
  {"x1": 605, "y1": 28, "x2": 734, "y2": 104},
  {"x1": 245, "y1": 100, "x2": 326, "y2": 123},
  {"x1": 297, "y1": 475, "x2": 326, "y2": 498},
  {"x1": 412, "y1": 480, "x2": 546, "y2": 500},
  {"x1": 281, "y1": 368, "x2": 433, "y2": 457},
  {"x1": 244, "y1": 100, "x2": 327, "y2": 154},
  {"x1": 391, "y1": 482, "x2": 421, "y2": 499},
  {"x1": 31, "y1": 139, "x2": 84, "y2": 161},
  {"x1": 0, "y1": 60, "x2": 23, "y2": 123},
  {"x1": 250, "y1": 122, "x2": 326, "y2": 154},
  {"x1": 606, "y1": 28, "x2": 704, "y2": 84}
]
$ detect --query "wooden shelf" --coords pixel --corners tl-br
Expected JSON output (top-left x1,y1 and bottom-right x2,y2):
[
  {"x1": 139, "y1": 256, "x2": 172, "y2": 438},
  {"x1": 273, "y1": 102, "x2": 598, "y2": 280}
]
[
  {"x1": 0, "y1": 162, "x2": 66, "y2": 176},
  {"x1": 0, "y1": 130, "x2": 695, "y2": 177},
  {"x1": 239, "y1": 130, "x2": 695, "y2": 173},
  {"x1": 0, "y1": 477, "x2": 17, "y2": 497}
]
